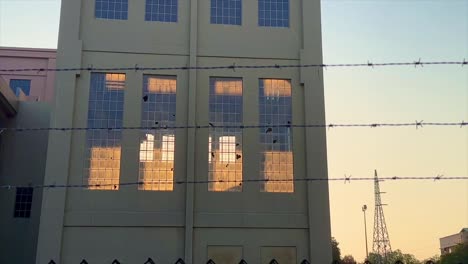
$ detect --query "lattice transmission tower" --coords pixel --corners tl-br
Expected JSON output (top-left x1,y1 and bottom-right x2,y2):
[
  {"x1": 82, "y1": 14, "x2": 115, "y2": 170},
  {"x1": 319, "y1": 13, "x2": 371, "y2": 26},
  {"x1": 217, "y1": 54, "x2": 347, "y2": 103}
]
[{"x1": 372, "y1": 170, "x2": 392, "y2": 263}]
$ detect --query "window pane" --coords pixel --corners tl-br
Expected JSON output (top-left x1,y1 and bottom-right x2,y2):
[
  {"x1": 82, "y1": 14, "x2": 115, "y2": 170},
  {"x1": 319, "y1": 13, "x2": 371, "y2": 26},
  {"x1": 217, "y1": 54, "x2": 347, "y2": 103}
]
[
  {"x1": 259, "y1": 79, "x2": 293, "y2": 193},
  {"x1": 14, "y1": 187, "x2": 33, "y2": 218},
  {"x1": 258, "y1": 0, "x2": 289, "y2": 28},
  {"x1": 95, "y1": 0, "x2": 128, "y2": 20},
  {"x1": 208, "y1": 78, "x2": 243, "y2": 192},
  {"x1": 211, "y1": 0, "x2": 242, "y2": 25},
  {"x1": 145, "y1": 0, "x2": 178, "y2": 22},
  {"x1": 9, "y1": 79, "x2": 31, "y2": 96},
  {"x1": 139, "y1": 76, "x2": 177, "y2": 191},
  {"x1": 84, "y1": 73, "x2": 125, "y2": 190}
]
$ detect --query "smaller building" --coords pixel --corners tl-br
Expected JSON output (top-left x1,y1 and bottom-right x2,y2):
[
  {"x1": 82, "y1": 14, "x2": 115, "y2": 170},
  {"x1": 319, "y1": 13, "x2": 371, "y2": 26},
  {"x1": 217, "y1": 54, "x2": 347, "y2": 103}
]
[
  {"x1": 0, "y1": 47, "x2": 56, "y2": 102},
  {"x1": 440, "y1": 228, "x2": 468, "y2": 255},
  {"x1": 0, "y1": 47, "x2": 55, "y2": 264}
]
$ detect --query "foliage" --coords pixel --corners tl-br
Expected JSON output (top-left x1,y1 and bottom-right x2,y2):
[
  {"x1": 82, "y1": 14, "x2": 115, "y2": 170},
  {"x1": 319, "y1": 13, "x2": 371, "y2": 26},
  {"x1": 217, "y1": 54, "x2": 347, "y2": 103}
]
[
  {"x1": 342, "y1": 255, "x2": 357, "y2": 264},
  {"x1": 368, "y1": 250, "x2": 421, "y2": 264},
  {"x1": 332, "y1": 237, "x2": 342, "y2": 263},
  {"x1": 440, "y1": 243, "x2": 468, "y2": 264},
  {"x1": 422, "y1": 255, "x2": 440, "y2": 264}
]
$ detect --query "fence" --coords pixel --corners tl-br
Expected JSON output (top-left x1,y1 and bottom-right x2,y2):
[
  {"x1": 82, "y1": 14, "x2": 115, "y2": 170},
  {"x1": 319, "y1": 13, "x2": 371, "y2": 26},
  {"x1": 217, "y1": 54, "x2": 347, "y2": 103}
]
[{"x1": 47, "y1": 259, "x2": 441, "y2": 264}]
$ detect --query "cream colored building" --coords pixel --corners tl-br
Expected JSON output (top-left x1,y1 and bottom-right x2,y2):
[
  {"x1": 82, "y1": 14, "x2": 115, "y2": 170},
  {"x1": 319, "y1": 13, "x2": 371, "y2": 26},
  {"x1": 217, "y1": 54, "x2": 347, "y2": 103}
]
[{"x1": 36, "y1": 0, "x2": 331, "y2": 263}]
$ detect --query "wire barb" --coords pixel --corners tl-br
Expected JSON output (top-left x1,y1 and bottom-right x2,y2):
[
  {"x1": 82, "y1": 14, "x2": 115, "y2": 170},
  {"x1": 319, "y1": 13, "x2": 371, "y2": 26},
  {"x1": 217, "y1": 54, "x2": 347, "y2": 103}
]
[
  {"x1": 415, "y1": 120, "x2": 424, "y2": 129},
  {"x1": 344, "y1": 174, "x2": 352, "y2": 184},
  {"x1": 414, "y1": 58, "x2": 423, "y2": 68}
]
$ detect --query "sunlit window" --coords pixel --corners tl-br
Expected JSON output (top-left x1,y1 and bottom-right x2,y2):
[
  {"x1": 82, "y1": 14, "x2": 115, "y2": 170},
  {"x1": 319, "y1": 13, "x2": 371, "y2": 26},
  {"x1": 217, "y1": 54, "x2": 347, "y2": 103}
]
[
  {"x1": 211, "y1": 0, "x2": 242, "y2": 25},
  {"x1": 139, "y1": 76, "x2": 177, "y2": 191},
  {"x1": 258, "y1": 0, "x2": 289, "y2": 28},
  {"x1": 95, "y1": 0, "x2": 128, "y2": 20},
  {"x1": 208, "y1": 78, "x2": 243, "y2": 192},
  {"x1": 140, "y1": 134, "x2": 155, "y2": 162},
  {"x1": 85, "y1": 73, "x2": 125, "y2": 190},
  {"x1": 259, "y1": 79, "x2": 294, "y2": 193}
]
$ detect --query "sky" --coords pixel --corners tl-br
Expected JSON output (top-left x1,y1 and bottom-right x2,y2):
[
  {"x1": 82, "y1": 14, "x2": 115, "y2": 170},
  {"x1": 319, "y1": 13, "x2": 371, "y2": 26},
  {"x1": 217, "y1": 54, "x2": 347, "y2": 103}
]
[{"x1": 0, "y1": 0, "x2": 467, "y2": 262}]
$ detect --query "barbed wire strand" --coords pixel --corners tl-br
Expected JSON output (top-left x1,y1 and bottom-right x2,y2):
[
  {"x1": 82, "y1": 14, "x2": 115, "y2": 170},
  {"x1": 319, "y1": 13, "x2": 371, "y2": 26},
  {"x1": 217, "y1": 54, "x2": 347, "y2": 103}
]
[
  {"x1": 2, "y1": 176, "x2": 467, "y2": 190},
  {"x1": 0, "y1": 60, "x2": 467, "y2": 73},
  {"x1": 1, "y1": 121, "x2": 467, "y2": 133}
]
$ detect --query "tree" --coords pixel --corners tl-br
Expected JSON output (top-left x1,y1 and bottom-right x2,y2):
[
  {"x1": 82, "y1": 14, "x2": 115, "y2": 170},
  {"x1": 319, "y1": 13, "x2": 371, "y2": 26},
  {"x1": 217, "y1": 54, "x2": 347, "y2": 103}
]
[
  {"x1": 368, "y1": 250, "x2": 421, "y2": 264},
  {"x1": 332, "y1": 237, "x2": 342, "y2": 263},
  {"x1": 440, "y1": 243, "x2": 468, "y2": 264},
  {"x1": 342, "y1": 255, "x2": 357, "y2": 264},
  {"x1": 422, "y1": 255, "x2": 440, "y2": 264}
]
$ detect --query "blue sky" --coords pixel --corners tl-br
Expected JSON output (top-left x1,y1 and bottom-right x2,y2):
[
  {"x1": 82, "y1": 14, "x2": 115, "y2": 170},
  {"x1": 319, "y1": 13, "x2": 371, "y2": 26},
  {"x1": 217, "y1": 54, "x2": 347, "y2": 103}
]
[{"x1": 1, "y1": 0, "x2": 467, "y2": 261}]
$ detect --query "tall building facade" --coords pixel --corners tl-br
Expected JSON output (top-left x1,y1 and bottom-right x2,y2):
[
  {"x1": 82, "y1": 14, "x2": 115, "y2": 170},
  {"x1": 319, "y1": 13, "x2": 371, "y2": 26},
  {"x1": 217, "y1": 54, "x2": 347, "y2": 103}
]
[{"x1": 36, "y1": 0, "x2": 331, "y2": 263}]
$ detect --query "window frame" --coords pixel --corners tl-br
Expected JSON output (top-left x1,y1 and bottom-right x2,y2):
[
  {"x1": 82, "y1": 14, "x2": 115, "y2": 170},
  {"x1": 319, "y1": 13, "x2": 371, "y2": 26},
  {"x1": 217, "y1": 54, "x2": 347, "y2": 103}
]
[
  {"x1": 145, "y1": 0, "x2": 178, "y2": 23},
  {"x1": 95, "y1": 0, "x2": 129, "y2": 20},
  {"x1": 13, "y1": 187, "x2": 33, "y2": 218},
  {"x1": 258, "y1": 0, "x2": 290, "y2": 28},
  {"x1": 210, "y1": 0, "x2": 243, "y2": 26}
]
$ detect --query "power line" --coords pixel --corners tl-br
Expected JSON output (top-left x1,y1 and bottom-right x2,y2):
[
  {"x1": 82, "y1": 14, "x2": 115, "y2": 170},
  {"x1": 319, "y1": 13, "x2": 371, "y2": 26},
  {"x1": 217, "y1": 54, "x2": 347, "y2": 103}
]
[
  {"x1": 1, "y1": 121, "x2": 467, "y2": 133},
  {"x1": 0, "y1": 60, "x2": 467, "y2": 73},
  {"x1": 1, "y1": 176, "x2": 467, "y2": 190}
]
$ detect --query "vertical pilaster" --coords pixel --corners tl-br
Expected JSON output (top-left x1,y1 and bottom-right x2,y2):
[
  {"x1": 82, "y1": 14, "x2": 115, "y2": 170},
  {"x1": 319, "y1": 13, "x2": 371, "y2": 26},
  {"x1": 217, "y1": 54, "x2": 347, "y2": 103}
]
[
  {"x1": 35, "y1": 0, "x2": 83, "y2": 263},
  {"x1": 185, "y1": 1, "x2": 199, "y2": 263},
  {"x1": 301, "y1": 1, "x2": 333, "y2": 263}
]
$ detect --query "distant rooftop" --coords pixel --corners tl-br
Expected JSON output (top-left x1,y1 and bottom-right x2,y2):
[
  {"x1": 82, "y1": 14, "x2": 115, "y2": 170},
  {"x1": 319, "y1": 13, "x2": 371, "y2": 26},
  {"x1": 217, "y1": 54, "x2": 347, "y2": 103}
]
[{"x1": 0, "y1": 46, "x2": 56, "y2": 58}]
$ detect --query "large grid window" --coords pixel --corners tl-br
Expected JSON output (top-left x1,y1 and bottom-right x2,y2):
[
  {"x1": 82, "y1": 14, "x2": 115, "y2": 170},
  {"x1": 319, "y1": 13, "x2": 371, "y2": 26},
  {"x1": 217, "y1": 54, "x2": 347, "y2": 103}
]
[
  {"x1": 95, "y1": 0, "x2": 128, "y2": 20},
  {"x1": 145, "y1": 0, "x2": 178, "y2": 22},
  {"x1": 9, "y1": 79, "x2": 31, "y2": 97},
  {"x1": 84, "y1": 73, "x2": 125, "y2": 190},
  {"x1": 210, "y1": 0, "x2": 242, "y2": 25},
  {"x1": 208, "y1": 78, "x2": 243, "y2": 192},
  {"x1": 139, "y1": 76, "x2": 177, "y2": 191},
  {"x1": 259, "y1": 79, "x2": 293, "y2": 193},
  {"x1": 14, "y1": 187, "x2": 33, "y2": 218},
  {"x1": 258, "y1": 0, "x2": 289, "y2": 28}
]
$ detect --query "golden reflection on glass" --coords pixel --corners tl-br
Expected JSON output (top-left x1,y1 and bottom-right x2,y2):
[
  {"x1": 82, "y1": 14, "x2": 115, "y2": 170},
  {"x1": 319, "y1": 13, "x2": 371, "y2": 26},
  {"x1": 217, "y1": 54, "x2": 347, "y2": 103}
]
[
  {"x1": 85, "y1": 73, "x2": 125, "y2": 190},
  {"x1": 209, "y1": 78, "x2": 243, "y2": 192},
  {"x1": 260, "y1": 79, "x2": 294, "y2": 193},
  {"x1": 88, "y1": 147, "x2": 121, "y2": 190},
  {"x1": 209, "y1": 136, "x2": 243, "y2": 192},
  {"x1": 139, "y1": 76, "x2": 177, "y2": 191},
  {"x1": 105, "y1": 73, "x2": 126, "y2": 90},
  {"x1": 262, "y1": 151, "x2": 294, "y2": 193}
]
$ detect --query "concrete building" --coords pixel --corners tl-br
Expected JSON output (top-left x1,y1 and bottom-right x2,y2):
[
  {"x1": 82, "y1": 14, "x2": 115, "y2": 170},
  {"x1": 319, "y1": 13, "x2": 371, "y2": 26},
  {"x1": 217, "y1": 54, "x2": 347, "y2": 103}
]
[
  {"x1": 0, "y1": 47, "x2": 56, "y2": 102},
  {"x1": 440, "y1": 228, "x2": 468, "y2": 255},
  {"x1": 36, "y1": 0, "x2": 331, "y2": 263},
  {"x1": 0, "y1": 72, "x2": 51, "y2": 263}
]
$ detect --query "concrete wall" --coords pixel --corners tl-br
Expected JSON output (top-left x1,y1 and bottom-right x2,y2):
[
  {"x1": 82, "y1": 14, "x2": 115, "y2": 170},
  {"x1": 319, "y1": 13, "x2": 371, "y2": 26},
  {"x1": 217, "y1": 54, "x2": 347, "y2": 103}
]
[
  {"x1": 0, "y1": 47, "x2": 56, "y2": 102},
  {"x1": 36, "y1": 1, "x2": 331, "y2": 263},
  {"x1": 0, "y1": 102, "x2": 50, "y2": 264}
]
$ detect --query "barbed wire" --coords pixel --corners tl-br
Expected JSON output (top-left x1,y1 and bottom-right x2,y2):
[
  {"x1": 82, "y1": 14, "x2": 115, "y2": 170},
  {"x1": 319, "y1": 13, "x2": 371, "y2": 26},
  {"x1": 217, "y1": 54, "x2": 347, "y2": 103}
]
[
  {"x1": 0, "y1": 121, "x2": 467, "y2": 133},
  {"x1": 0, "y1": 60, "x2": 467, "y2": 73},
  {"x1": 2, "y1": 176, "x2": 467, "y2": 190}
]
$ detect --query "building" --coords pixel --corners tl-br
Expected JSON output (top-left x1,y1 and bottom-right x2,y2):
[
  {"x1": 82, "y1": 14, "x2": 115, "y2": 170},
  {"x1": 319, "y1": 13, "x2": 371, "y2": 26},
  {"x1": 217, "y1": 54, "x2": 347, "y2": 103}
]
[
  {"x1": 0, "y1": 50, "x2": 53, "y2": 263},
  {"x1": 36, "y1": 0, "x2": 331, "y2": 263},
  {"x1": 440, "y1": 228, "x2": 468, "y2": 255},
  {"x1": 0, "y1": 47, "x2": 56, "y2": 102}
]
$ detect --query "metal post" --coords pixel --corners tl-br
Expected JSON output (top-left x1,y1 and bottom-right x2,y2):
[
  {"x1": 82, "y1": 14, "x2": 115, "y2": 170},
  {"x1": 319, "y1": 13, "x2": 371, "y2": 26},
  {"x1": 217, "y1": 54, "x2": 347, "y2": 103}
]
[{"x1": 363, "y1": 205, "x2": 369, "y2": 259}]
